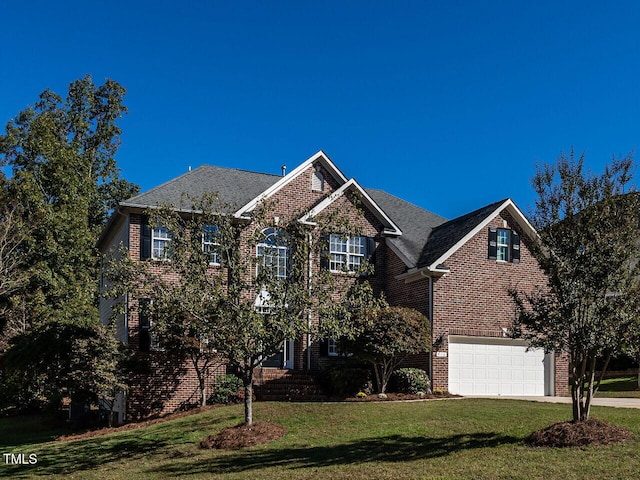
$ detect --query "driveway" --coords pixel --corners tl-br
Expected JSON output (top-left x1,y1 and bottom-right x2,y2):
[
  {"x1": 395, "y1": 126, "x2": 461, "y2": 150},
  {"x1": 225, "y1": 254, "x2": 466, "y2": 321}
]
[{"x1": 467, "y1": 395, "x2": 640, "y2": 409}]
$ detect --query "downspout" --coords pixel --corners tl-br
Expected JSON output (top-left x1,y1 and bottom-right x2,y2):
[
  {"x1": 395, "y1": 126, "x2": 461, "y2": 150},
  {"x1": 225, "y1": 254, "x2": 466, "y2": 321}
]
[
  {"x1": 306, "y1": 232, "x2": 313, "y2": 371},
  {"x1": 428, "y1": 275, "x2": 434, "y2": 386}
]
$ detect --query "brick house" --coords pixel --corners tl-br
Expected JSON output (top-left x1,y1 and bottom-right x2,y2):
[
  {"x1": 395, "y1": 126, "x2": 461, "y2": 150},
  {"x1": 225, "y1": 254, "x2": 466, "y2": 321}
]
[{"x1": 98, "y1": 151, "x2": 567, "y2": 421}]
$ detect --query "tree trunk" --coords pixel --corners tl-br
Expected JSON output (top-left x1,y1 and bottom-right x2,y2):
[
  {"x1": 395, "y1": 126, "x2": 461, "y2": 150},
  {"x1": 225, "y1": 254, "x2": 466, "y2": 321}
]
[
  {"x1": 197, "y1": 370, "x2": 207, "y2": 407},
  {"x1": 242, "y1": 370, "x2": 254, "y2": 426}
]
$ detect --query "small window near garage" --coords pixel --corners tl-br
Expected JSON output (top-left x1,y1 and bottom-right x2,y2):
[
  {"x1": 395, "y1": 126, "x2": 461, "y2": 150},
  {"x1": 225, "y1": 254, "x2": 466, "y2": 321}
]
[{"x1": 488, "y1": 227, "x2": 520, "y2": 263}]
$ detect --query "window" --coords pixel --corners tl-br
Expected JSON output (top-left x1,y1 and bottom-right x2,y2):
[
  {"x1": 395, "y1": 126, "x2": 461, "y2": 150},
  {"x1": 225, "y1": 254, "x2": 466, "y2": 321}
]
[
  {"x1": 202, "y1": 224, "x2": 221, "y2": 265},
  {"x1": 329, "y1": 234, "x2": 370, "y2": 272},
  {"x1": 328, "y1": 338, "x2": 339, "y2": 356},
  {"x1": 312, "y1": 167, "x2": 325, "y2": 192},
  {"x1": 488, "y1": 227, "x2": 520, "y2": 263},
  {"x1": 496, "y1": 229, "x2": 510, "y2": 261},
  {"x1": 257, "y1": 228, "x2": 289, "y2": 279},
  {"x1": 138, "y1": 299, "x2": 161, "y2": 352},
  {"x1": 152, "y1": 227, "x2": 172, "y2": 260}
]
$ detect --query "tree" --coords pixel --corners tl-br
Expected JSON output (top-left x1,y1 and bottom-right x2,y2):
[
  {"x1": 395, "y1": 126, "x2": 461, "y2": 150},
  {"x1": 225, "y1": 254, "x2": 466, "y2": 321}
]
[
  {"x1": 106, "y1": 194, "x2": 364, "y2": 425},
  {"x1": 509, "y1": 150, "x2": 640, "y2": 422},
  {"x1": 340, "y1": 299, "x2": 431, "y2": 393},
  {"x1": 0, "y1": 203, "x2": 29, "y2": 349},
  {"x1": 1, "y1": 320, "x2": 123, "y2": 412},
  {"x1": 0, "y1": 76, "x2": 138, "y2": 413},
  {"x1": 0, "y1": 74, "x2": 139, "y2": 330}
]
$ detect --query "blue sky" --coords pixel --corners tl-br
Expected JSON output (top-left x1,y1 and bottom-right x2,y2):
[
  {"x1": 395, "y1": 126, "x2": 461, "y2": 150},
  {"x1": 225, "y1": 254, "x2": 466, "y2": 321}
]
[{"x1": 2, "y1": 1, "x2": 639, "y2": 219}]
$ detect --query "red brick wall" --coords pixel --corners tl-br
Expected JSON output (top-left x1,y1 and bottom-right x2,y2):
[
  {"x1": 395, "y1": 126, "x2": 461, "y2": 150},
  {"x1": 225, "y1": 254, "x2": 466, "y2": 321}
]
[
  {"x1": 123, "y1": 162, "x2": 388, "y2": 417},
  {"x1": 384, "y1": 209, "x2": 568, "y2": 395},
  {"x1": 429, "y1": 210, "x2": 567, "y2": 394}
]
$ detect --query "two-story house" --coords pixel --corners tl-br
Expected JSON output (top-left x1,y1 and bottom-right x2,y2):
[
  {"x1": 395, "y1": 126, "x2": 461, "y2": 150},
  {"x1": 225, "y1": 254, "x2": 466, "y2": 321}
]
[{"x1": 98, "y1": 151, "x2": 567, "y2": 421}]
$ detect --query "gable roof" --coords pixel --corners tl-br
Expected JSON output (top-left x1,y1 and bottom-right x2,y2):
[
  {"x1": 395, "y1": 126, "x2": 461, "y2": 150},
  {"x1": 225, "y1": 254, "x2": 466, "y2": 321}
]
[
  {"x1": 417, "y1": 199, "x2": 508, "y2": 269},
  {"x1": 298, "y1": 180, "x2": 403, "y2": 236},
  {"x1": 365, "y1": 189, "x2": 447, "y2": 266},
  {"x1": 396, "y1": 198, "x2": 538, "y2": 281},
  {"x1": 120, "y1": 165, "x2": 281, "y2": 213},
  {"x1": 234, "y1": 150, "x2": 348, "y2": 218}
]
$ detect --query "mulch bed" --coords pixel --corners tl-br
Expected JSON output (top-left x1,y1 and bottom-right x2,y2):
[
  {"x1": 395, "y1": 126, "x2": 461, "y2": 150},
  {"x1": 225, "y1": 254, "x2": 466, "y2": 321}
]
[
  {"x1": 200, "y1": 421, "x2": 285, "y2": 449},
  {"x1": 526, "y1": 418, "x2": 632, "y2": 448}
]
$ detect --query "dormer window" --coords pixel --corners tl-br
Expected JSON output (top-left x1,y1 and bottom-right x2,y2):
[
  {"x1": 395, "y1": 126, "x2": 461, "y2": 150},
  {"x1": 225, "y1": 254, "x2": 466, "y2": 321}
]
[
  {"x1": 312, "y1": 167, "x2": 324, "y2": 192},
  {"x1": 488, "y1": 227, "x2": 520, "y2": 263}
]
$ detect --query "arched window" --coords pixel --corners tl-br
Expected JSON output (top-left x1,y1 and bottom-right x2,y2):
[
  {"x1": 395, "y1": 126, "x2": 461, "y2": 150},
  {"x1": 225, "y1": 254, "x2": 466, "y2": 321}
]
[{"x1": 257, "y1": 227, "x2": 289, "y2": 279}]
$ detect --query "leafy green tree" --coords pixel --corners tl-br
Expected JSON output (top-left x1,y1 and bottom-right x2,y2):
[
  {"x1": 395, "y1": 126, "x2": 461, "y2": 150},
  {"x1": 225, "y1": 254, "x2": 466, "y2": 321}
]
[
  {"x1": 510, "y1": 150, "x2": 640, "y2": 422},
  {"x1": 0, "y1": 76, "x2": 138, "y2": 412},
  {"x1": 106, "y1": 194, "x2": 366, "y2": 425},
  {"x1": 1, "y1": 321, "x2": 123, "y2": 411},
  {"x1": 0, "y1": 74, "x2": 138, "y2": 330},
  {"x1": 340, "y1": 299, "x2": 431, "y2": 393}
]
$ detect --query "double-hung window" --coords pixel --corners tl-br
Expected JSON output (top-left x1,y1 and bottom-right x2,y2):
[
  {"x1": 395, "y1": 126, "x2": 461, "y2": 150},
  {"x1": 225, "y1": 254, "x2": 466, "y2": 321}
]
[
  {"x1": 257, "y1": 228, "x2": 289, "y2": 279},
  {"x1": 488, "y1": 227, "x2": 520, "y2": 263},
  {"x1": 152, "y1": 227, "x2": 172, "y2": 260},
  {"x1": 202, "y1": 224, "x2": 221, "y2": 265},
  {"x1": 496, "y1": 229, "x2": 510, "y2": 262},
  {"x1": 329, "y1": 234, "x2": 369, "y2": 272}
]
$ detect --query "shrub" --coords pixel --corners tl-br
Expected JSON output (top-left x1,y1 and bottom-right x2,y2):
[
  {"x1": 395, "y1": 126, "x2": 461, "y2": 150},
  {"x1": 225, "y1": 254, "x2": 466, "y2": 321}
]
[
  {"x1": 208, "y1": 375, "x2": 243, "y2": 405},
  {"x1": 391, "y1": 368, "x2": 431, "y2": 394},
  {"x1": 319, "y1": 363, "x2": 373, "y2": 397}
]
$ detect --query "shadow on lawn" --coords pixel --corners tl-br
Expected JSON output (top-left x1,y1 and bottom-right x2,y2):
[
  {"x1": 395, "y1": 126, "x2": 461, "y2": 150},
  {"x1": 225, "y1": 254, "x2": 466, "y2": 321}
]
[
  {"x1": 0, "y1": 413, "x2": 239, "y2": 479},
  {"x1": 151, "y1": 431, "x2": 520, "y2": 476}
]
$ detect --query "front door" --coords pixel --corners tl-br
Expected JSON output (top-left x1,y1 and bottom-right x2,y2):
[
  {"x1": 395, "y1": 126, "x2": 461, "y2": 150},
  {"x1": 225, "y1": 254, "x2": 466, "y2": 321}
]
[
  {"x1": 262, "y1": 339, "x2": 295, "y2": 369},
  {"x1": 283, "y1": 339, "x2": 294, "y2": 369}
]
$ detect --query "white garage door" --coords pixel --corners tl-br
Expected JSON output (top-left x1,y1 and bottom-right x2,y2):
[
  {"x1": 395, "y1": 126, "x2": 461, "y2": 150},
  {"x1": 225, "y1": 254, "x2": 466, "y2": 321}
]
[{"x1": 448, "y1": 336, "x2": 546, "y2": 396}]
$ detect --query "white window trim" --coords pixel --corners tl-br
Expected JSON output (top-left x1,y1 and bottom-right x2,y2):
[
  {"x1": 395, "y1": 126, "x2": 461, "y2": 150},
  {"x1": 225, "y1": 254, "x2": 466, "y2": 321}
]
[
  {"x1": 256, "y1": 228, "x2": 289, "y2": 279},
  {"x1": 496, "y1": 228, "x2": 510, "y2": 262},
  {"x1": 151, "y1": 227, "x2": 172, "y2": 260},
  {"x1": 202, "y1": 225, "x2": 222, "y2": 266},
  {"x1": 329, "y1": 234, "x2": 367, "y2": 273}
]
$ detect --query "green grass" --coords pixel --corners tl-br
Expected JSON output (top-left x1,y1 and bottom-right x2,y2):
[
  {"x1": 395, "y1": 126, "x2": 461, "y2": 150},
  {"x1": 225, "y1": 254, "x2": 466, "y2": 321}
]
[
  {"x1": 597, "y1": 375, "x2": 640, "y2": 398},
  {"x1": 2, "y1": 399, "x2": 640, "y2": 479}
]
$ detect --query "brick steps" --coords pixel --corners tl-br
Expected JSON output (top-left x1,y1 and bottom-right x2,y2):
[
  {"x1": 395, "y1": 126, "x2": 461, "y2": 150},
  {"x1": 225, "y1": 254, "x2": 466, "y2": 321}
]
[{"x1": 253, "y1": 368, "x2": 327, "y2": 402}]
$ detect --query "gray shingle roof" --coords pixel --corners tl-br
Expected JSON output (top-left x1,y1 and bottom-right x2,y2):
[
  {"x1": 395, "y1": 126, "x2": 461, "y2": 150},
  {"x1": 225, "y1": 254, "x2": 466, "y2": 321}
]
[
  {"x1": 121, "y1": 165, "x2": 281, "y2": 213},
  {"x1": 416, "y1": 199, "x2": 508, "y2": 268},
  {"x1": 365, "y1": 189, "x2": 448, "y2": 267},
  {"x1": 121, "y1": 165, "x2": 510, "y2": 271}
]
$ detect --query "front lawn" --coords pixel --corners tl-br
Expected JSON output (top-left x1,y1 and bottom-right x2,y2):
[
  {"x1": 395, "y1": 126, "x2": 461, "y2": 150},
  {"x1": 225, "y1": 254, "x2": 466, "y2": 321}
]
[
  {"x1": 2, "y1": 399, "x2": 640, "y2": 479},
  {"x1": 597, "y1": 375, "x2": 640, "y2": 398}
]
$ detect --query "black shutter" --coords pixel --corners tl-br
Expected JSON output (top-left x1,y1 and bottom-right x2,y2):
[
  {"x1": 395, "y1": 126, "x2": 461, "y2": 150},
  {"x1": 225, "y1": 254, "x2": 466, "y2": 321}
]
[
  {"x1": 511, "y1": 230, "x2": 521, "y2": 263},
  {"x1": 319, "y1": 338, "x2": 329, "y2": 357},
  {"x1": 366, "y1": 237, "x2": 376, "y2": 259},
  {"x1": 141, "y1": 217, "x2": 152, "y2": 260},
  {"x1": 319, "y1": 234, "x2": 330, "y2": 270},
  {"x1": 488, "y1": 228, "x2": 498, "y2": 260},
  {"x1": 138, "y1": 299, "x2": 151, "y2": 352},
  {"x1": 362, "y1": 237, "x2": 376, "y2": 277}
]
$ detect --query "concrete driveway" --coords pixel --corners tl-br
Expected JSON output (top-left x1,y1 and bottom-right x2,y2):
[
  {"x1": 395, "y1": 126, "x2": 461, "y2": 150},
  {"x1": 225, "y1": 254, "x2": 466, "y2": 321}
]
[{"x1": 467, "y1": 395, "x2": 640, "y2": 409}]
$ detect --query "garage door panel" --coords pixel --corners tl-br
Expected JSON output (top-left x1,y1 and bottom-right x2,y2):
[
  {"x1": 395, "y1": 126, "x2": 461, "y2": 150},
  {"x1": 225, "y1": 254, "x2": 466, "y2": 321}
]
[{"x1": 448, "y1": 337, "x2": 545, "y2": 396}]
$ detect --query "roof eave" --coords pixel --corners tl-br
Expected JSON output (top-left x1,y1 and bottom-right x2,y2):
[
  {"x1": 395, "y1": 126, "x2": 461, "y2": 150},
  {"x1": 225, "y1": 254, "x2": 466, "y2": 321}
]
[
  {"x1": 298, "y1": 179, "x2": 403, "y2": 236},
  {"x1": 396, "y1": 264, "x2": 450, "y2": 283},
  {"x1": 426, "y1": 198, "x2": 538, "y2": 270},
  {"x1": 233, "y1": 150, "x2": 349, "y2": 217}
]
